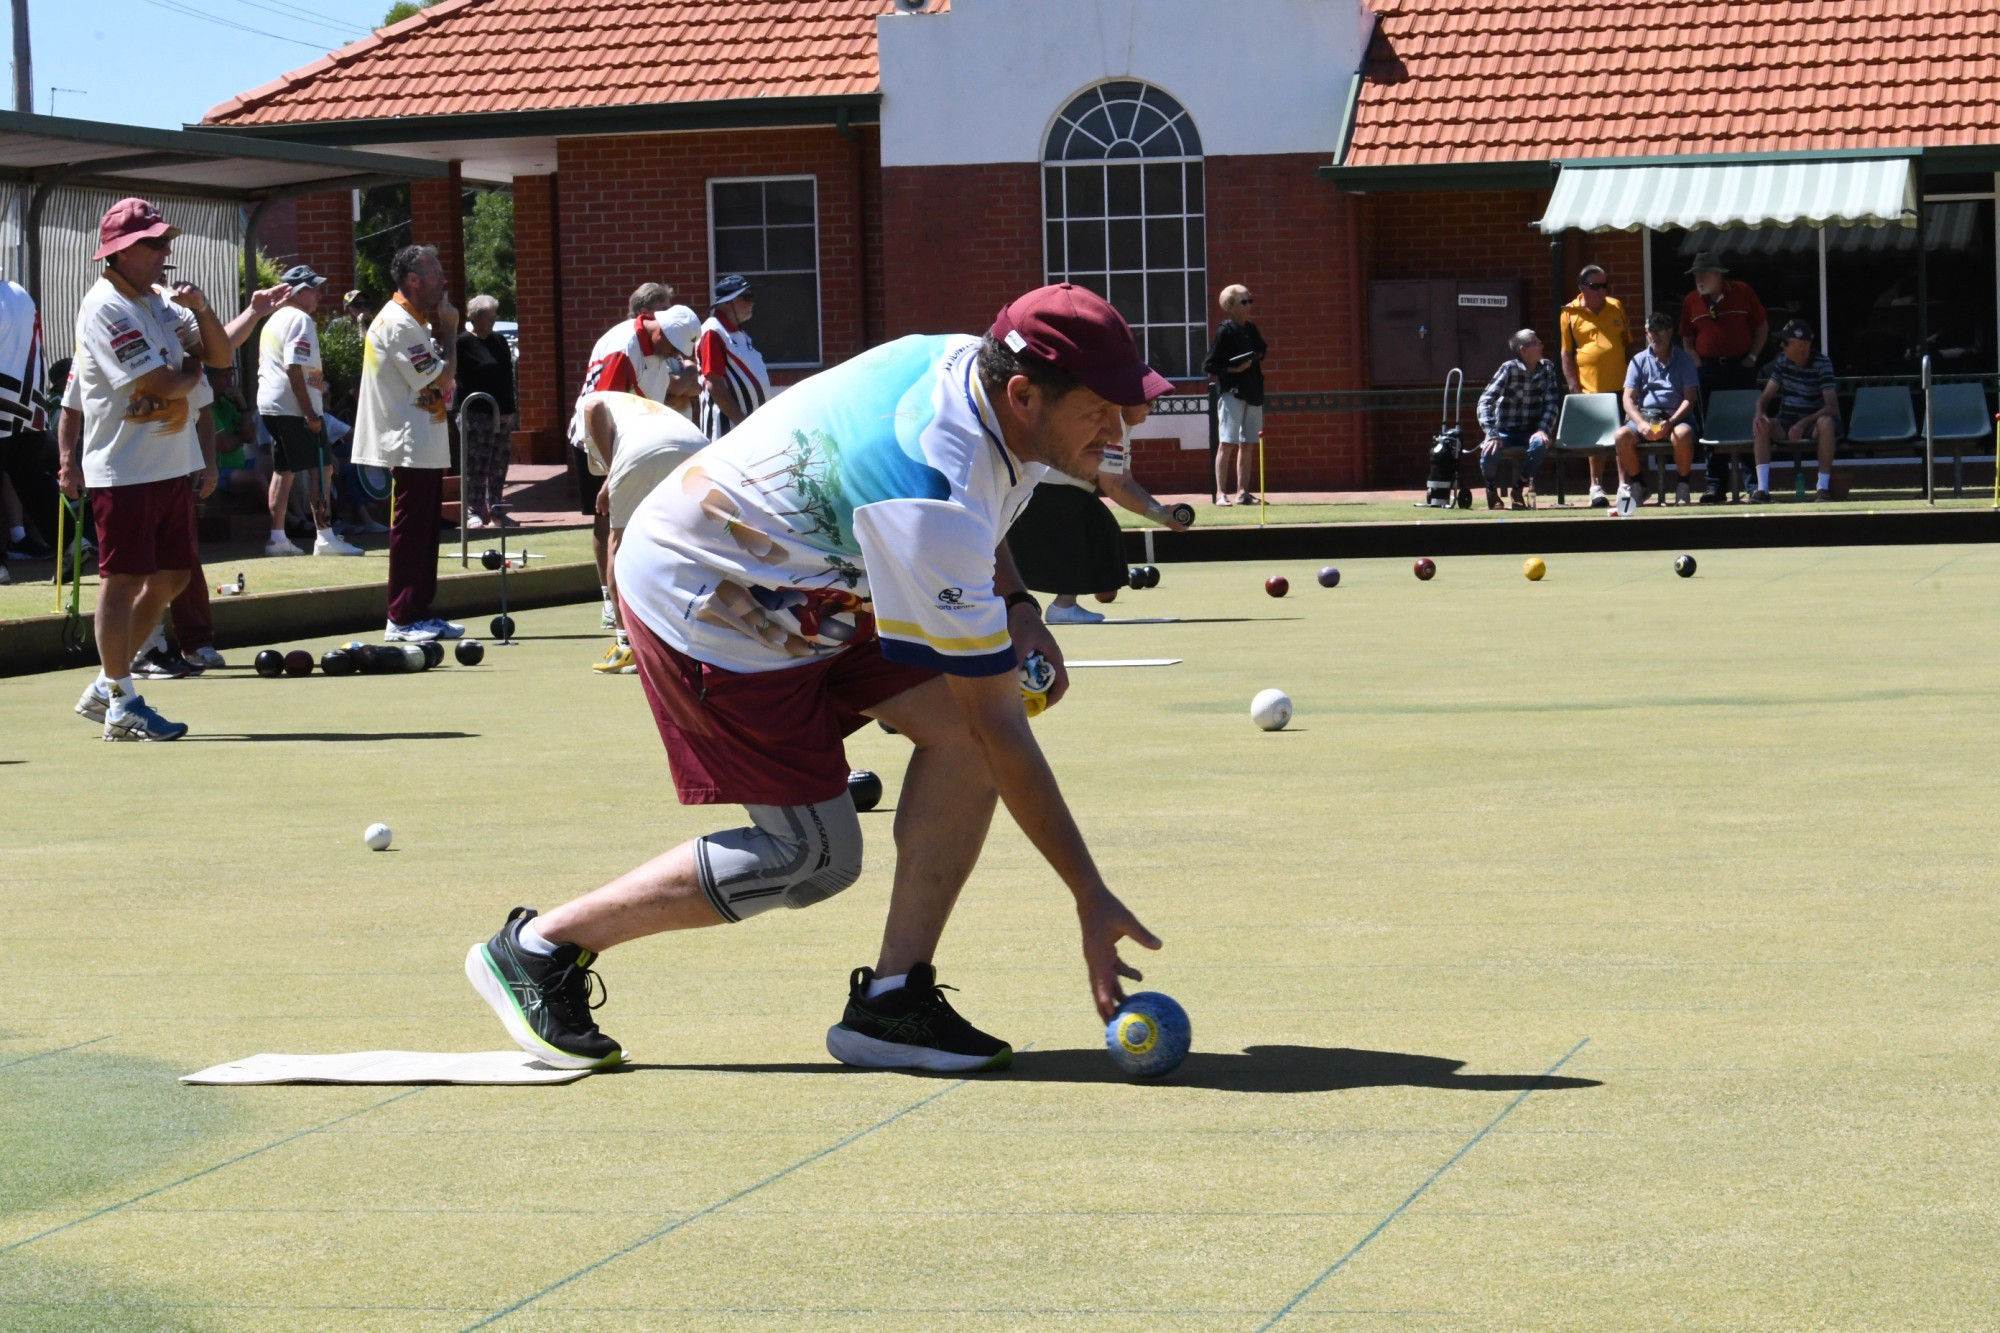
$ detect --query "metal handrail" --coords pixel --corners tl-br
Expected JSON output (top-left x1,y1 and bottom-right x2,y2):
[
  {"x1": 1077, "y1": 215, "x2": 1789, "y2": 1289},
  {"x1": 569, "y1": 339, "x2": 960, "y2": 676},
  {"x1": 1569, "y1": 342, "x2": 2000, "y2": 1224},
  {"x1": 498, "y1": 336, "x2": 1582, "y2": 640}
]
[
  {"x1": 1922, "y1": 355, "x2": 1934, "y2": 505},
  {"x1": 455, "y1": 391, "x2": 498, "y2": 568}
]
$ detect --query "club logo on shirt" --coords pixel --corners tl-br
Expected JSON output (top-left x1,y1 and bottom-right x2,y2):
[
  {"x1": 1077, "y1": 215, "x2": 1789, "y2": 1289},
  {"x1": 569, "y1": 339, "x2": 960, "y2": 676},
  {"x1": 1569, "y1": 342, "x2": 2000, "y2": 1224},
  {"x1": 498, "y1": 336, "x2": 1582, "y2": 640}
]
[
  {"x1": 936, "y1": 587, "x2": 964, "y2": 607},
  {"x1": 408, "y1": 343, "x2": 438, "y2": 373},
  {"x1": 113, "y1": 338, "x2": 152, "y2": 367}
]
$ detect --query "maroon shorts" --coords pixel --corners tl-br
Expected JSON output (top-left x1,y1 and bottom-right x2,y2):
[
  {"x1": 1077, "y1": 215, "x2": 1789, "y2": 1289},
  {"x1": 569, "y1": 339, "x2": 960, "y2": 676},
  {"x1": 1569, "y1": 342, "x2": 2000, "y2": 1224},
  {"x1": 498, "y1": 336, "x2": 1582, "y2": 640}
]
[
  {"x1": 624, "y1": 608, "x2": 937, "y2": 806},
  {"x1": 92, "y1": 477, "x2": 197, "y2": 577}
]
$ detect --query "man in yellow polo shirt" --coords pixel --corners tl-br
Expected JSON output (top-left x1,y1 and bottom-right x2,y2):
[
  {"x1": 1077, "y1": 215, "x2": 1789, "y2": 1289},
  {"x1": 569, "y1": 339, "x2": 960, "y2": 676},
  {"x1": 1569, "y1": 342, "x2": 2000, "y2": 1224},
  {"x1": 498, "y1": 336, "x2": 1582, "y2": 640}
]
[{"x1": 1559, "y1": 264, "x2": 1630, "y2": 508}]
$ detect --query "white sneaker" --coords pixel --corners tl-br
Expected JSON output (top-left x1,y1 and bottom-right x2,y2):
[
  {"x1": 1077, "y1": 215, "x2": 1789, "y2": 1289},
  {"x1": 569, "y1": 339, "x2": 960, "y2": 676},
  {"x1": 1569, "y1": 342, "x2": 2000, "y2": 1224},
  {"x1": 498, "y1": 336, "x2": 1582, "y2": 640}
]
[
  {"x1": 385, "y1": 619, "x2": 440, "y2": 643},
  {"x1": 265, "y1": 538, "x2": 304, "y2": 557},
  {"x1": 75, "y1": 681, "x2": 110, "y2": 723},
  {"x1": 187, "y1": 645, "x2": 227, "y2": 670},
  {"x1": 1046, "y1": 603, "x2": 1106, "y2": 625},
  {"x1": 314, "y1": 531, "x2": 364, "y2": 557},
  {"x1": 1587, "y1": 484, "x2": 1608, "y2": 509},
  {"x1": 466, "y1": 515, "x2": 488, "y2": 530}
]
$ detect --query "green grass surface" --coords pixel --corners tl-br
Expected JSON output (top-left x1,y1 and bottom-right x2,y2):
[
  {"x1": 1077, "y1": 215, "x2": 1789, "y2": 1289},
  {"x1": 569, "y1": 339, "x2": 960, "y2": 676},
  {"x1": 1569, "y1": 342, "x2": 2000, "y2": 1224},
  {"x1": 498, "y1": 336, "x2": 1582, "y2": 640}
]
[
  {"x1": 1115, "y1": 489, "x2": 1998, "y2": 526},
  {"x1": 0, "y1": 527, "x2": 595, "y2": 621},
  {"x1": 3, "y1": 548, "x2": 1997, "y2": 1329}
]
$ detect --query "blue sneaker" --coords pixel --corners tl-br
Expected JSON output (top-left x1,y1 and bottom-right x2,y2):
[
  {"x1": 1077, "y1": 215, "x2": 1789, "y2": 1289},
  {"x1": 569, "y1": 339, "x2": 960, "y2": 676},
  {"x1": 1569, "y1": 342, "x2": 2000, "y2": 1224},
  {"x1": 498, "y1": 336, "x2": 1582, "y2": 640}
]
[
  {"x1": 102, "y1": 696, "x2": 188, "y2": 742},
  {"x1": 384, "y1": 619, "x2": 438, "y2": 643},
  {"x1": 418, "y1": 617, "x2": 465, "y2": 640}
]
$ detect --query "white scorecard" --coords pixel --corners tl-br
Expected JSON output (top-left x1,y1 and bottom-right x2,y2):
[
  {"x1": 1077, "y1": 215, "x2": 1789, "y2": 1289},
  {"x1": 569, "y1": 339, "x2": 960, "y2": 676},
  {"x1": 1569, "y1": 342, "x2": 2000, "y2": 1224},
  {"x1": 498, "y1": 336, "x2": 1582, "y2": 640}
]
[
  {"x1": 181, "y1": 1051, "x2": 595, "y2": 1086},
  {"x1": 1064, "y1": 658, "x2": 1182, "y2": 668}
]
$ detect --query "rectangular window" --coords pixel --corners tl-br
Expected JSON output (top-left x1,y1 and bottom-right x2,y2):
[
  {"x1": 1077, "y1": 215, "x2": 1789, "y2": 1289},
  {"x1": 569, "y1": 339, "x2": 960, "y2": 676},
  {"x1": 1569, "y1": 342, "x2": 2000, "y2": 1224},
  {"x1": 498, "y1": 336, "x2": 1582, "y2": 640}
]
[
  {"x1": 1042, "y1": 158, "x2": 1206, "y2": 380},
  {"x1": 708, "y1": 176, "x2": 821, "y2": 368},
  {"x1": 1645, "y1": 197, "x2": 1998, "y2": 380}
]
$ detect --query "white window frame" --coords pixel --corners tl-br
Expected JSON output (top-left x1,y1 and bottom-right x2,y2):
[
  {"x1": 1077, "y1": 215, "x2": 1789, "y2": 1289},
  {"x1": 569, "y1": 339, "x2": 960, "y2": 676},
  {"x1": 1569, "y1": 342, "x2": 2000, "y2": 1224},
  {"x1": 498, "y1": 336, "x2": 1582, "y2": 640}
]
[
  {"x1": 1040, "y1": 80, "x2": 1207, "y2": 381},
  {"x1": 706, "y1": 174, "x2": 824, "y2": 369}
]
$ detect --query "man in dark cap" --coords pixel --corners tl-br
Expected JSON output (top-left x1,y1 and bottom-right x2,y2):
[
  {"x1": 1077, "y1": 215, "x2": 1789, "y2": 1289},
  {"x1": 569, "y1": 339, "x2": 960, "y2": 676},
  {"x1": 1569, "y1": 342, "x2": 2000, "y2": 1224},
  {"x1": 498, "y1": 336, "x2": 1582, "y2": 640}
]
[
  {"x1": 1750, "y1": 319, "x2": 1839, "y2": 503},
  {"x1": 256, "y1": 264, "x2": 359, "y2": 557},
  {"x1": 1678, "y1": 251, "x2": 1768, "y2": 502},
  {"x1": 466, "y1": 283, "x2": 1166, "y2": 1077},
  {"x1": 695, "y1": 273, "x2": 772, "y2": 441}
]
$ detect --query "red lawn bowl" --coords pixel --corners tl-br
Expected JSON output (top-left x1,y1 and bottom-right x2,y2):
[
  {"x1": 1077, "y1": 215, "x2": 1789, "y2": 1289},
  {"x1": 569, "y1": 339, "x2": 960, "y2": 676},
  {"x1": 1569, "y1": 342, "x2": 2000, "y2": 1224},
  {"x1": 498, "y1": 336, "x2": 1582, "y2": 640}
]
[
  {"x1": 1264, "y1": 575, "x2": 1289, "y2": 598},
  {"x1": 1414, "y1": 558, "x2": 1437, "y2": 581},
  {"x1": 282, "y1": 649, "x2": 315, "y2": 677}
]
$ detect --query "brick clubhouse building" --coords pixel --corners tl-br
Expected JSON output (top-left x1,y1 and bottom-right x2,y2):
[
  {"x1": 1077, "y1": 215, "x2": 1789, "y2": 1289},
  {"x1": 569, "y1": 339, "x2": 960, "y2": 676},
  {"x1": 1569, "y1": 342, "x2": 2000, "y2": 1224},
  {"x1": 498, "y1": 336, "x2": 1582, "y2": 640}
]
[{"x1": 204, "y1": 0, "x2": 2000, "y2": 492}]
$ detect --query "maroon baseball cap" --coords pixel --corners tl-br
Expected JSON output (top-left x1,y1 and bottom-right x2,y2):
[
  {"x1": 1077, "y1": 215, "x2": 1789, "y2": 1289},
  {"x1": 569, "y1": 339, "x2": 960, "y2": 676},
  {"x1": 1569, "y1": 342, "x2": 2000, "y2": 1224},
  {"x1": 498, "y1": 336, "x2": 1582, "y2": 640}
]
[
  {"x1": 991, "y1": 284, "x2": 1173, "y2": 407},
  {"x1": 93, "y1": 197, "x2": 179, "y2": 261}
]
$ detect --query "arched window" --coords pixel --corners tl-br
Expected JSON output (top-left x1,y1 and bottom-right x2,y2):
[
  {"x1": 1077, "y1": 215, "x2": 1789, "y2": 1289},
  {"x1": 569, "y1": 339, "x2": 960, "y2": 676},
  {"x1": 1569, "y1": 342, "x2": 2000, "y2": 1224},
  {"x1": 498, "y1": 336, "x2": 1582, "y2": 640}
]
[{"x1": 1043, "y1": 81, "x2": 1205, "y2": 379}]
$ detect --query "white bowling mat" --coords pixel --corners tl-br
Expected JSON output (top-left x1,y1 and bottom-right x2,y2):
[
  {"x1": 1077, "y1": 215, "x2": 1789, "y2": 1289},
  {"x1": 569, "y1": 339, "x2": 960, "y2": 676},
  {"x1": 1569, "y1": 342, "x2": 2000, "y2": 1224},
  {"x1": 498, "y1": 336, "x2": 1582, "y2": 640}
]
[
  {"x1": 1066, "y1": 658, "x2": 1183, "y2": 668},
  {"x1": 182, "y1": 1051, "x2": 593, "y2": 1086}
]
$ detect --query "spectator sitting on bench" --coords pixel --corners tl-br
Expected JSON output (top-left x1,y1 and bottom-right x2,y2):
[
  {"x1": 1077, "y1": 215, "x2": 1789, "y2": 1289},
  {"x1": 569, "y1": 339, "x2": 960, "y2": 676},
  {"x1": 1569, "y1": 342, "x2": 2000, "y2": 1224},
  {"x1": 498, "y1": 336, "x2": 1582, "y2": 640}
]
[
  {"x1": 1614, "y1": 312, "x2": 1700, "y2": 509},
  {"x1": 1475, "y1": 328, "x2": 1561, "y2": 510},
  {"x1": 1751, "y1": 319, "x2": 1838, "y2": 504}
]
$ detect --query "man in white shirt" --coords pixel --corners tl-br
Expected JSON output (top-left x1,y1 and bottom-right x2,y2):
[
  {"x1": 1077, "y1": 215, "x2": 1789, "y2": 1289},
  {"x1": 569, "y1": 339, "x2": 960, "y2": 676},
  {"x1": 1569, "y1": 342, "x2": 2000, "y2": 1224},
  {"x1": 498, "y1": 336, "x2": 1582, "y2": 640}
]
[
  {"x1": 352, "y1": 244, "x2": 462, "y2": 642},
  {"x1": 570, "y1": 285, "x2": 700, "y2": 631},
  {"x1": 572, "y1": 389, "x2": 708, "y2": 674},
  {"x1": 57, "y1": 198, "x2": 229, "y2": 741},
  {"x1": 467, "y1": 284, "x2": 1169, "y2": 1075},
  {"x1": 0, "y1": 278, "x2": 55, "y2": 586},
  {"x1": 257, "y1": 264, "x2": 359, "y2": 558}
]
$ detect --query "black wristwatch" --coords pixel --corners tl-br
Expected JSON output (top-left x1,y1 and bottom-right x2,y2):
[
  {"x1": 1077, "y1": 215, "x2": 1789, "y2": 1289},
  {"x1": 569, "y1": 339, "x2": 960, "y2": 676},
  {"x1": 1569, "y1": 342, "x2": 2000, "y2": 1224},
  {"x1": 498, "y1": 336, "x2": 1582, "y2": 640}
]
[{"x1": 1004, "y1": 590, "x2": 1041, "y2": 616}]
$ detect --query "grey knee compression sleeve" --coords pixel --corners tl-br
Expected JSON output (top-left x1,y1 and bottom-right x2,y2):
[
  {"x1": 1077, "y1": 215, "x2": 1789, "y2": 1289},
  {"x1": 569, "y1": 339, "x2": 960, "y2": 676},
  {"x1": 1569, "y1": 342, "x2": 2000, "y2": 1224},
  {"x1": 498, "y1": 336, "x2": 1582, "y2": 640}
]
[{"x1": 693, "y1": 796, "x2": 864, "y2": 922}]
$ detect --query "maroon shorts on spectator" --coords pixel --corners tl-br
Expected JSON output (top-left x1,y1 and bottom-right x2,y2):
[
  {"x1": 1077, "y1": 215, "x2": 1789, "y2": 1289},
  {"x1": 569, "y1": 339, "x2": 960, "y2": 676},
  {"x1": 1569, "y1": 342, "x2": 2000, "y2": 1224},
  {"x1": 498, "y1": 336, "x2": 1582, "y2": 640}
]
[
  {"x1": 92, "y1": 477, "x2": 196, "y2": 577},
  {"x1": 623, "y1": 608, "x2": 937, "y2": 806}
]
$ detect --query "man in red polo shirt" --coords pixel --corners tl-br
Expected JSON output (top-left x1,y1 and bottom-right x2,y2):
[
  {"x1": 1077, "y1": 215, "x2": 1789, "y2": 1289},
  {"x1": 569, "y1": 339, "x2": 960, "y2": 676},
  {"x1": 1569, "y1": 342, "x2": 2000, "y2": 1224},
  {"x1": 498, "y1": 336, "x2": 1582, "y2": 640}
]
[{"x1": 1679, "y1": 250, "x2": 1768, "y2": 503}]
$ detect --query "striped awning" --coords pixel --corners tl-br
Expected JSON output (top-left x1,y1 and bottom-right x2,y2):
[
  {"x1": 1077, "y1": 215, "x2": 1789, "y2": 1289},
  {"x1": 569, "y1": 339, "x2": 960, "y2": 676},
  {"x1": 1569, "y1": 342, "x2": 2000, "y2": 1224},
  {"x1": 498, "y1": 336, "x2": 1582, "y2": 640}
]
[{"x1": 1537, "y1": 158, "x2": 1918, "y2": 233}]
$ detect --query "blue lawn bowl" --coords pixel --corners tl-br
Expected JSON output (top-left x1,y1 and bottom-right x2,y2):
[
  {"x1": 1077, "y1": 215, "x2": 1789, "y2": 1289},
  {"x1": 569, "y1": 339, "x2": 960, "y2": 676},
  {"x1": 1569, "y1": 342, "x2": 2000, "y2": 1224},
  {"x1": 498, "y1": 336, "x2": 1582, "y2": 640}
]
[{"x1": 1105, "y1": 992, "x2": 1191, "y2": 1078}]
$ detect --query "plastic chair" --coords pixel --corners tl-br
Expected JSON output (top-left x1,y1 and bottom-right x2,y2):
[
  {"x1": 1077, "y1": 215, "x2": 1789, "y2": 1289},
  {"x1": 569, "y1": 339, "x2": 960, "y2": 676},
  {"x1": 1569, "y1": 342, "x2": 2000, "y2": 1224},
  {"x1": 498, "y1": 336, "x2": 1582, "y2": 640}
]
[
  {"x1": 1552, "y1": 392, "x2": 1620, "y2": 504},
  {"x1": 1925, "y1": 382, "x2": 1990, "y2": 498},
  {"x1": 1845, "y1": 386, "x2": 1918, "y2": 449},
  {"x1": 1696, "y1": 388, "x2": 1763, "y2": 497}
]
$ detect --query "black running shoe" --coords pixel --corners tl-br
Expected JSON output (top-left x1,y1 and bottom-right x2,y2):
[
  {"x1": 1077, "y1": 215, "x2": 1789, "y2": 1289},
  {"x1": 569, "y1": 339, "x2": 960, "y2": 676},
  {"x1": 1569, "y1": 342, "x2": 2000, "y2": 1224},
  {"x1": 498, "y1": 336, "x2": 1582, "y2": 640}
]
[
  {"x1": 826, "y1": 963, "x2": 1012, "y2": 1072},
  {"x1": 464, "y1": 907, "x2": 625, "y2": 1069}
]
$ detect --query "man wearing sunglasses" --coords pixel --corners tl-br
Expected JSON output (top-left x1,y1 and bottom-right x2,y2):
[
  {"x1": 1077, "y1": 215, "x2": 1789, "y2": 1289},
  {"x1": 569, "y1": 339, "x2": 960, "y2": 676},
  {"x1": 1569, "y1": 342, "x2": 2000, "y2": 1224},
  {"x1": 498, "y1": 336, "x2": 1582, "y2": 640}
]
[{"x1": 1559, "y1": 265, "x2": 1630, "y2": 508}]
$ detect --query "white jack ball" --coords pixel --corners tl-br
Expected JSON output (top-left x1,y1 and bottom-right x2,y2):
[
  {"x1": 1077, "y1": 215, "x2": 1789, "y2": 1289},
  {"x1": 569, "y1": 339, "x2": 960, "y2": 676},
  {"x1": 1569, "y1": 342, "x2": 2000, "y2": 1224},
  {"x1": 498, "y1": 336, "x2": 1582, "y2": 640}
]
[
  {"x1": 1250, "y1": 688, "x2": 1293, "y2": 732},
  {"x1": 363, "y1": 822, "x2": 393, "y2": 851}
]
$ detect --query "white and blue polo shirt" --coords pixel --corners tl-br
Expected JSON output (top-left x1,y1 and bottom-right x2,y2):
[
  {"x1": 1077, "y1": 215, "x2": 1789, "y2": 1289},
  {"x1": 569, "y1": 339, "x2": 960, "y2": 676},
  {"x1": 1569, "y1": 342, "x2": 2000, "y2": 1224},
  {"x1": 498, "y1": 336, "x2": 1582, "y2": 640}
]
[{"x1": 617, "y1": 334, "x2": 1044, "y2": 677}]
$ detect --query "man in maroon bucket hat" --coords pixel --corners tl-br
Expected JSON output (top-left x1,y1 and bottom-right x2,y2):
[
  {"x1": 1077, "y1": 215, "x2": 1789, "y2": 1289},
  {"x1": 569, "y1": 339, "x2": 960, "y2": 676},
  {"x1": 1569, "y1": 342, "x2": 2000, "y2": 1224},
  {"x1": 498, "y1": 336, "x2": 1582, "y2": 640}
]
[
  {"x1": 466, "y1": 283, "x2": 1171, "y2": 1075},
  {"x1": 57, "y1": 197, "x2": 231, "y2": 741}
]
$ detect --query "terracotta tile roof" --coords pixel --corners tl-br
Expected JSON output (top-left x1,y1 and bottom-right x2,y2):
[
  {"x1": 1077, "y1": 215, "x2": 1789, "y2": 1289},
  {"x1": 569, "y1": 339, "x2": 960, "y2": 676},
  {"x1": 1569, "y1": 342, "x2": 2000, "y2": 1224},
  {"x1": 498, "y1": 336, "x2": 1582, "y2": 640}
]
[
  {"x1": 1349, "y1": 1, "x2": 2000, "y2": 167},
  {"x1": 204, "y1": 0, "x2": 943, "y2": 128}
]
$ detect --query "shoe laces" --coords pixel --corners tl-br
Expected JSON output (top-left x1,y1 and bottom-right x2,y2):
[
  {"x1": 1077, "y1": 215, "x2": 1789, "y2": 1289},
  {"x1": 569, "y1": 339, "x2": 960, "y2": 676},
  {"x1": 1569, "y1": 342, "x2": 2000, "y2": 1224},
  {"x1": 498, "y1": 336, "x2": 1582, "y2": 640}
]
[{"x1": 549, "y1": 955, "x2": 609, "y2": 1022}]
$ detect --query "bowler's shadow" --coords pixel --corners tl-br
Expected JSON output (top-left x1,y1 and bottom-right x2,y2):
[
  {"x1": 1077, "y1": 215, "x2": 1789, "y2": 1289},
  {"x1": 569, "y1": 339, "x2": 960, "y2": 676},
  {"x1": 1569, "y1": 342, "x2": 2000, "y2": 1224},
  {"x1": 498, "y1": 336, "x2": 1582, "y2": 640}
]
[
  {"x1": 632, "y1": 1045, "x2": 1600, "y2": 1094},
  {"x1": 184, "y1": 731, "x2": 478, "y2": 743}
]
